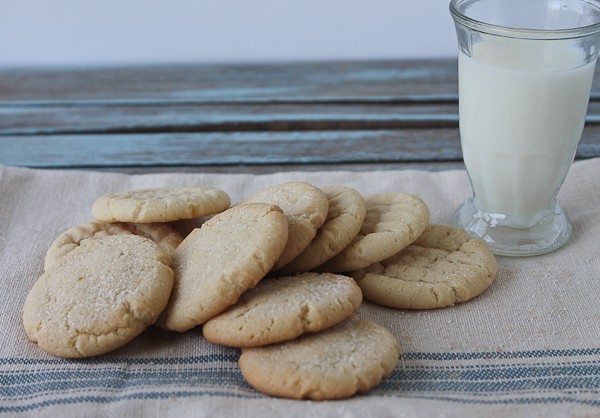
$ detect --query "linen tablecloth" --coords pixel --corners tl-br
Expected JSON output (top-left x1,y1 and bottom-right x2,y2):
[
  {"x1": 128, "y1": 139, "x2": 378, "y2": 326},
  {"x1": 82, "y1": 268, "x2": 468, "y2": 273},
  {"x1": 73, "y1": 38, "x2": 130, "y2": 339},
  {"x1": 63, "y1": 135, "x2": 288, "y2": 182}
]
[{"x1": 1, "y1": 160, "x2": 599, "y2": 417}]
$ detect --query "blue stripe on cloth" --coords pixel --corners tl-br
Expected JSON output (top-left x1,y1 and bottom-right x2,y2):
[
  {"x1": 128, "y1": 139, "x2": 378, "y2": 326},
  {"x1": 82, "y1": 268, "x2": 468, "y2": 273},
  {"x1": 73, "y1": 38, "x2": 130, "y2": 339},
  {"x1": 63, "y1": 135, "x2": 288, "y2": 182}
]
[
  {"x1": 0, "y1": 354, "x2": 238, "y2": 366},
  {"x1": 1, "y1": 348, "x2": 599, "y2": 412},
  {"x1": 1, "y1": 369, "x2": 245, "y2": 397},
  {"x1": 392, "y1": 364, "x2": 600, "y2": 382},
  {"x1": 3, "y1": 362, "x2": 599, "y2": 394},
  {"x1": 400, "y1": 348, "x2": 600, "y2": 361}
]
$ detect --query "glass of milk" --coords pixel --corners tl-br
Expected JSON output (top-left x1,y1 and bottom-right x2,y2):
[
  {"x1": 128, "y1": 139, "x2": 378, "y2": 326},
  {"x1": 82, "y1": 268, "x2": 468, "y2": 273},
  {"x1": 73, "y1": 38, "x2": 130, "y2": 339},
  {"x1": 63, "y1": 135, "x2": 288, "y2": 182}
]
[{"x1": 450, "y1": 0, "x2": 600, "y2": 256}]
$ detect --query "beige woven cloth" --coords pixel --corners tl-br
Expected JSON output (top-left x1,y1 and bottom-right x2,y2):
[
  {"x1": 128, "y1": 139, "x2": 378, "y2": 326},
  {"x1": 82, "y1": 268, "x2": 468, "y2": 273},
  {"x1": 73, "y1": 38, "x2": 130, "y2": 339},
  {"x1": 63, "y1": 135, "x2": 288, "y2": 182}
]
[{"x1": 1, "y1": 159, "x2": 599, "y2": 417}]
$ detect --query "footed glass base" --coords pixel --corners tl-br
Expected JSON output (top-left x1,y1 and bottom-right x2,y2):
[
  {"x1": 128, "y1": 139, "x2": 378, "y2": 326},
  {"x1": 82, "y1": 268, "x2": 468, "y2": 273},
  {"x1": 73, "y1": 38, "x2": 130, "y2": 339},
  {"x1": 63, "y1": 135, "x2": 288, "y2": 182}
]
[{"x1": 454, "y1": 198, "x2": 572, "y2": 257}]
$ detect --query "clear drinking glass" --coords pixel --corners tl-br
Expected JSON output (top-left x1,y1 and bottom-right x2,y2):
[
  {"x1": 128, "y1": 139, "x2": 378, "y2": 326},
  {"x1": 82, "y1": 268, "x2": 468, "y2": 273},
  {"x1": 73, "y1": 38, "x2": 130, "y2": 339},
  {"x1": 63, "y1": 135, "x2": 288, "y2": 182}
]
[{"x1": 450, "y1": 0, "x2": 600, "y2": 256}]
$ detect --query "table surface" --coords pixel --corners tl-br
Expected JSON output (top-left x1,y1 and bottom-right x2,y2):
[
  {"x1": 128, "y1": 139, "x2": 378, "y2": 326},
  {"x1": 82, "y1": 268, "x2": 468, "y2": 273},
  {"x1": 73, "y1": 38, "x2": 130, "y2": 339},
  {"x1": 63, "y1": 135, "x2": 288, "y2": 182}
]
[{"x1": 2, "y1": 59, "x2": 599, "y2": 173}]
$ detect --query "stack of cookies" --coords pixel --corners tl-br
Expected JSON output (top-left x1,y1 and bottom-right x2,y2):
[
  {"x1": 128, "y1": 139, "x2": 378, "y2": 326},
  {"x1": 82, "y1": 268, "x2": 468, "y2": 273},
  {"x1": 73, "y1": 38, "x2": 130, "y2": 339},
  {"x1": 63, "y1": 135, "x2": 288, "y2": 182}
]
[{"x1": 22, "y1": 181, "x2": 497, "y2": 400}]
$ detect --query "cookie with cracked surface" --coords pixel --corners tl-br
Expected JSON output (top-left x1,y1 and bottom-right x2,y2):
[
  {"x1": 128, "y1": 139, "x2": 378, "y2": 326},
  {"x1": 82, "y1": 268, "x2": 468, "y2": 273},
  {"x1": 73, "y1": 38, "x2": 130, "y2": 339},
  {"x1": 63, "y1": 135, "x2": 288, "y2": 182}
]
[
  {"x1": 317, "y1": 192, "x2": 430, "y2": 273},
  {"x1": 239, "y1": 316, "x2": 400, "y2": 400},
  {"x1": 23, "y1": 235, "x2": 174, "y2": 358},
  {"x1": 351, "y1": 224, "x2": 497, "y2": 309},
  {"x1": 277, "y1": 186, "x2": 367, "y2": 275},
  {"x1": 43, "y1": 221, "x2": 183, "y2": 272},
  {"x1": 92, "y1": 186, "x2": 230, "y2": 223},
  {"x1": 202, "y1": 272, "x2": 362, "y2": 347},
  {"x1": 157, "y1": 203, "x2": 288, "y2": 332},
  {"x1": 241, "y1": 182, "x2": 329, "y2": 271}
]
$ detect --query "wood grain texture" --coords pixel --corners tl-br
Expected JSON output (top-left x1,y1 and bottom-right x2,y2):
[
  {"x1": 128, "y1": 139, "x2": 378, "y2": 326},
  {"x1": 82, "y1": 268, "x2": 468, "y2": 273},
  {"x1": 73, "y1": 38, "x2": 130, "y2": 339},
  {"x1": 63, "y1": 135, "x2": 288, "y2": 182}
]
[
  {"x1": 4, "y1": 127, "x2": 599, "y2": 169},
  {"x1": 1, "y1": 59, "x2": 599, "y2": 172},
  {"x1": 0, "y1": 104, "x2": 459, "y2": 134},
  {"x1": 0, "y1": 130, "x2": 461, "y2": 167},
  {"x1": 0, "y1": 60, "x2": 460, "y2": 101}
]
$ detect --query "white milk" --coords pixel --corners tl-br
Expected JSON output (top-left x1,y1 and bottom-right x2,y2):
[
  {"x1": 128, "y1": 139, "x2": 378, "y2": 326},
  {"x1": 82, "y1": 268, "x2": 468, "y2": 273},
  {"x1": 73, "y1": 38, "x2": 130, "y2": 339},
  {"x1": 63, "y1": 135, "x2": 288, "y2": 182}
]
[{"x1": 459, "y1": 39, "x2": 596, "y2": 228}]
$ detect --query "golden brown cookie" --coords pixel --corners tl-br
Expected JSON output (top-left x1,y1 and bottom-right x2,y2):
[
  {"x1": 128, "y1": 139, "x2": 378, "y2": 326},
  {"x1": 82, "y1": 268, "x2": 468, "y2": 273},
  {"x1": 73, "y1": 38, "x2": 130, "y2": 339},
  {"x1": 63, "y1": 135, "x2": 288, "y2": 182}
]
[
  {"x1": 23, "y1": 235, "x2": 174, "y2": 358},
  {"x1": 278, "y1": 186, "x2": 367, "y2": 275},
  {"x1": 157, "y1": 203, "x2": 288, "y2": 332},
  {"x1": 43, "y1": 221, "x2": 183, "y2": 272},
  {"x1": 239, "y1": 317, "x2": 400, "y2": 400},
  {"x1": 242, "y1": 182, "x2": 329, "y2": 271},
  {"x1": 92, "y1": 186, "x2": 230, "y2": 223},
  {"x1": 318, "y1": 192, "x2": 430, "y2": 273},
  {"x1": 202, "y1": 273, "x2": 362, "y2": 347},
  {"x1": 352, "y1": 224, "x2": 497, "y2": 309}
]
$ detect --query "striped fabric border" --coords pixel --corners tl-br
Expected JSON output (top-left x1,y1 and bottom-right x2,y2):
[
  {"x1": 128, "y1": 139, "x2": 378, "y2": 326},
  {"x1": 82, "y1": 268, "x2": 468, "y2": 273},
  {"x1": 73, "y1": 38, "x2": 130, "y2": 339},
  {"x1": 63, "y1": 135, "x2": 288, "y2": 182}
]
[
  {"x1": 387, "y1": 348, "x2": 600, "y2": 406},
  {"x1": 1, "y1": 349, "x2": 599, "y2": 413}
]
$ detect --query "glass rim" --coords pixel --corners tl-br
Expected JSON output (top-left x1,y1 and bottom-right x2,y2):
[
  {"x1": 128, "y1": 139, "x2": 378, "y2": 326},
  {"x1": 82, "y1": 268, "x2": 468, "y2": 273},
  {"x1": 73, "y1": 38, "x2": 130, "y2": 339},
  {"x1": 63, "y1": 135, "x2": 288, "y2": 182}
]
[{"x1": 449, "y1": 0, "x2": 600, "y2": 39}]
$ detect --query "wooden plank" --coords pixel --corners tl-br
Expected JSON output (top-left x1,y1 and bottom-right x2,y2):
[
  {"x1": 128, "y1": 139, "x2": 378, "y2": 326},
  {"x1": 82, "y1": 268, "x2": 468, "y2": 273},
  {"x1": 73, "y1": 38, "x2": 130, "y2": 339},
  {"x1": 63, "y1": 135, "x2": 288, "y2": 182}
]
[
  {"x1": 0, "y1": 129, "x2": 462, "y2": 168},
  {"x1": 2, "y1": 127, "x2": 599, "y2": 169},
  {"x1": 2, "y1": 60, "x2": 600, "y2": 103},
  {"x1": 0, "y1": 60, "x2": 460, "y2": 101},
  {"x1": 0, "y1": 103, "x2": 458, "y2": 134},
  {"x1": 38, "y1": 161, "x2": 468, "y2": 174},
  {"x1": 2, "y1": 101, "x2": 600, "y2": 135}
]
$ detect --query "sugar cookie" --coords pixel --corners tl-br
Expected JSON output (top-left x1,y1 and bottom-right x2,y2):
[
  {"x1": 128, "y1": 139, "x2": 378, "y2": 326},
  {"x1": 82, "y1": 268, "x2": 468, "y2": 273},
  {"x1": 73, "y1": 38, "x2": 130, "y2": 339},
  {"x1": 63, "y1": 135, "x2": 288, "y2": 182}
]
[
  {"x1": 242, "y1": 182, "x2": 329, "y2": 271},
  {"x1": 23, "y1": 235, "x2": 174, "y2": 358},
  {"x1": 352, "y1": 224, "x2": 497, "y2": 309},
  {"x1": 278, "y1": 186, "x2": 366, "y2": 275},
  {"x1": 239, "y1": 317, "x2": 400, "y2": 400},
  {"x1": 92, "y1": 186, "x2": 230, "y2": 223},
  {"x1": 43, "y1": 221, "x2": 183, "y2": 272},
  {"x1": 157, "y1": 203, "x2": 288, "y2": 332},
  {"x1": 203, "y1": 273, "x2": 362, "y2": 347},
  {"x1": 318, "y1": 192, "x2": 430, "y2": 273}
]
